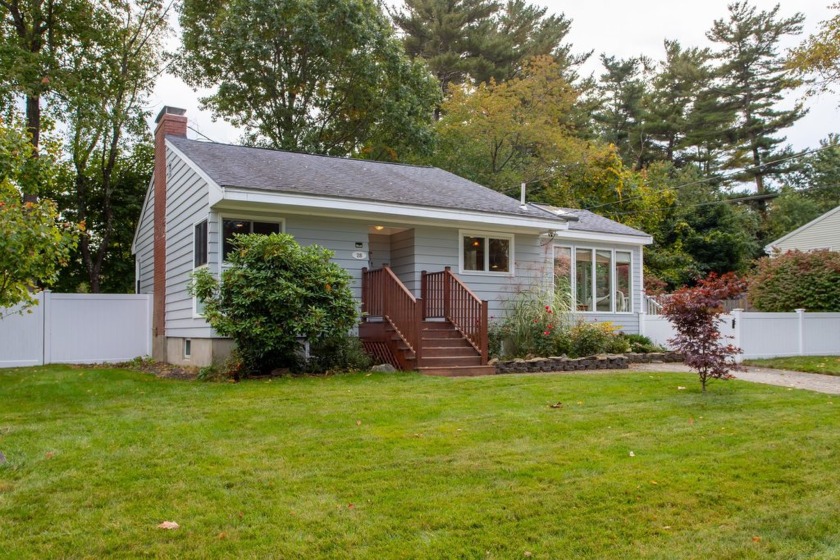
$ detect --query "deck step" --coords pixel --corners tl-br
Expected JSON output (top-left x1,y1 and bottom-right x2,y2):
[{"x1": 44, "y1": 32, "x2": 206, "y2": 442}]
[
  {"x1": 421, "y1": 346, "x2": 478, "y2": 358},
  {"x1": 418, "y1": 355, "x2": 483, "y2": 367},
  {"x1": 418, "y1": 365, "x2": 497, "y2": 377}
]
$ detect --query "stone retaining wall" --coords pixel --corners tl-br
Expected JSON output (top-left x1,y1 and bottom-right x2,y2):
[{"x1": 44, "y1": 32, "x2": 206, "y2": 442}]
[{"x1": 491, "y1": 352, "x2": 684, "y2": 375}]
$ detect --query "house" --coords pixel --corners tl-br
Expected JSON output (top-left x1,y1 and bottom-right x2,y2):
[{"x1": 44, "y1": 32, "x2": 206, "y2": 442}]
[
  {"x1": 765, "y1": 205, "x2": 840, "y2": 255},
  {"x1": 133, "y1": 107, "x2": 652, "y2": 374}
]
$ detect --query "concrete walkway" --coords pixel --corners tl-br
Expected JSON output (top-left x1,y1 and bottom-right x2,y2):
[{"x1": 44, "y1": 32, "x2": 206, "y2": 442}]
[{"x1": 627, "y1": 362, "x2": 840, "y2": 395}]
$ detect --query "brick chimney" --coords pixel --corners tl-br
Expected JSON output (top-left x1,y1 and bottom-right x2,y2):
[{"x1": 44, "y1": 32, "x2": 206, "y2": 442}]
[{"x1": 152, "y1": 106, "x2": 187, "y2": 362}]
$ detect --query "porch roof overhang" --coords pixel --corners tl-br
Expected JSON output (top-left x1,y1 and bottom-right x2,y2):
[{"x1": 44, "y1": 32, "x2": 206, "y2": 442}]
[{"x1": 214, "y1": 186, "x2": 573, "y2": 234}]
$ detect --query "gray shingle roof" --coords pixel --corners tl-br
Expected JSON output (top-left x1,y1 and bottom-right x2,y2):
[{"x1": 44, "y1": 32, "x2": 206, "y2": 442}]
[
  {"x1": 533, "y1": 204, "x2": 650, "y2": 238},
  {"x1": 168, "y1": 136, "x2": 568, "y2": 222}
]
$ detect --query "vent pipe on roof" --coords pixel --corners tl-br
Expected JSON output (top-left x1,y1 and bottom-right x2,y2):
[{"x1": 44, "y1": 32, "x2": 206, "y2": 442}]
[{"x1": 520, "y1": 182, "x2": 527, "y2": 210}]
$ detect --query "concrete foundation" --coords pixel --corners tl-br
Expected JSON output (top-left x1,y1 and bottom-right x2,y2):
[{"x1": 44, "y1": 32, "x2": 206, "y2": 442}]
[{"x1": 166, "y1": 337, "x2": 234, "y2": 367}]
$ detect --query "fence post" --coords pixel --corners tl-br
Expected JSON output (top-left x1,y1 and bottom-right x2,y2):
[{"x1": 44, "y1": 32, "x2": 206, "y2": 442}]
[
  {"x1": 731, "y1": 308, "x2": 743, "y2": 363},
  {"x1": 796, "y1": 308, "x2": 805, "y2": 356},
  {"x1": 42, "y1": 290, "x2": 52, "y2": 366}
]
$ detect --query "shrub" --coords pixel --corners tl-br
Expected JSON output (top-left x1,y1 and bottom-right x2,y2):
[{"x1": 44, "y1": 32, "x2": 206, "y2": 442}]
[
  {"x1": 662, "y1": 272, "x2": 746, "y2": 392},
  {"x1": 622, "y1": 333, "x2": 662, "y2": 353},
  {"x1": 489, "y1": 285, "x2": 571, "y2": 359},
  {"x1": 191, "y1": 233, "x2": 358, "y2": 375},
  {"x1": 569, "y1": 321, "x2": 630, "y2": 357},
  {"x1": 748, "y1": 250, "x2": 840, "y2": 312}
]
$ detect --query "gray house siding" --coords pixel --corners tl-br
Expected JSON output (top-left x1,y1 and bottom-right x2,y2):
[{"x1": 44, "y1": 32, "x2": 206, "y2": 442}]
[
  {"x1": 768, "y1": 206, "x2": 840, "y2": 253},
  {"x1": 164, "y1": 149, "x2": 213, "y2": 339},
  {"x1": 134, "y1": 184, "x2": 155, "y2": 294}
]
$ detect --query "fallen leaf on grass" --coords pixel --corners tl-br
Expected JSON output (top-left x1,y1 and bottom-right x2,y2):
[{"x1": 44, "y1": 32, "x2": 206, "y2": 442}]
[{"x1": 157, "y1": 521, "x2": 179, "y2": 530}]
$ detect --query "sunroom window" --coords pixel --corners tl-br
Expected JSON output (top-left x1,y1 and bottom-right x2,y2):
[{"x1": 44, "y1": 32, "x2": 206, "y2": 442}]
[
  {"x1": 558, "y1": 246, "x2": 633, "y2": 313},
  {"x1": 462, "y1": 233, "x2": 511, "y2": 273},
  {"x1": 222, "y1": 219, "x2": 282, "y2": 260}
]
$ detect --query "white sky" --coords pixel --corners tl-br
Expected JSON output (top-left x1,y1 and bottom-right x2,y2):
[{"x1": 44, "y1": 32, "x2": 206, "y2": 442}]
[{"x1": 148, "y1": 0, "x2": 839, "y2": 150}]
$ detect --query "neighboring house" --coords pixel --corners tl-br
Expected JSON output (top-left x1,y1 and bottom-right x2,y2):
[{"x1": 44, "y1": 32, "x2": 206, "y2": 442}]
[
  {"x1": 133, "y1": 107, "x2": 652, "y2": 373},
  {"x1": 765, "y1": 205, "x2": 840, "y2": 255}
]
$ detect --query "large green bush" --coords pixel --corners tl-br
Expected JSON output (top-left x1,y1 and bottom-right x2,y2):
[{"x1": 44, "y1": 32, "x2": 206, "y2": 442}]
[
  {"x1": 191, "y1": 233, "x2": 359, "y2": 375},
  {"x1": 748, "y1": 250, "x2": 840, "y2": 312}
]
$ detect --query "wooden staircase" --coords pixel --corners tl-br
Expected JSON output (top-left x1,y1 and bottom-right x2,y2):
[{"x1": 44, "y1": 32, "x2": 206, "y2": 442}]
[{"x1": 359, "y1": 266, "x2": 494, "y2": 377}]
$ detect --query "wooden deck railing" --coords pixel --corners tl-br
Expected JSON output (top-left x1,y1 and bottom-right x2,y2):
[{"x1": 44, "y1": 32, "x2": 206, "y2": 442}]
[
  {"x1": 361, "y1": 267, "x2": 421, "y2": 358},
  {"x1": 422, "y1": 267, "x2": 489, "y2": 363}
]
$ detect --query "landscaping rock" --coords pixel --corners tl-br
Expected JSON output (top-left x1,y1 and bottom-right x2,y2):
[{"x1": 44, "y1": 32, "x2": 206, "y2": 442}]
[{"x1": 371, "y1": 363, "x2": 397, "y2": 373}]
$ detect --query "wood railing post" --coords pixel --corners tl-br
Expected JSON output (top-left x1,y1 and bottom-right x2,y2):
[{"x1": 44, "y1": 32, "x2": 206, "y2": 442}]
[
  {"x1": 443, "y1": 266, "x2": 451, "y2": 320},
  {"x1": 415, "y1": 298, "x2": 423, "y2": 364},
  {"x1": 361, "y1": 267, "x2": 368, "y2": 322},
  {"x1": 421, "y1": 270, "x2": 427, "y2": 319},
  {"x1": 480, "y1": 300, "x2": 489, "y2": 364}
]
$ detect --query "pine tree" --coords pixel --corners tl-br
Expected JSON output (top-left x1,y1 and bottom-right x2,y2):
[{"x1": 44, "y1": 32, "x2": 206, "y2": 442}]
[
  {"x1": 707, "y1": 1, "x2": 806, "y2": 197},
  {"x1": 593, "y1": 55, "x2": 655, "y2": 170}
]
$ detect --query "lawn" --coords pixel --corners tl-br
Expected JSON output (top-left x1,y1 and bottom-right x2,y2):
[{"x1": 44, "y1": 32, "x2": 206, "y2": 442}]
[
  {"x1": 744, "y1": 356, "x2": 840, "y2": 376},
  {"x1": 1, "y1": 366, "x2": 838, "y2": 559}
]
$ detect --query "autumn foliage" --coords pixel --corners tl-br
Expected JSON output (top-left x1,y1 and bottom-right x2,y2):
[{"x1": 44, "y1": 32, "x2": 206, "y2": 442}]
[{"x1": 662, "y1": 273, "x2": 747, "y2": 391}]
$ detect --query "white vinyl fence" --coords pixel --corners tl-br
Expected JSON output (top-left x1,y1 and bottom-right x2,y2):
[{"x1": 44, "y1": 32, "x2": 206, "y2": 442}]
[
  {"x1": 643, "y1": 309, "x2": 840, "y2": 362},
  {"x1": 0, "y1": 292, "x2": 152, "y2": 368}
]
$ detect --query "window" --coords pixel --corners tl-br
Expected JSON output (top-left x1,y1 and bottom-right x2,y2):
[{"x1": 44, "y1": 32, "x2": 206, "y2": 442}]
[
  {"x1": 555, "y1": 246, "x2": 633, "y2": 313},
  {"x1": 461, "y1": 233, "x2": 512, "y2": 273},
  {"x1": 222, "y1": 219, "x2": 282, "y2": 260},
  {"x1": 616, "y1": 251, "x2": 631, "y2": 312},
  {"x1": 194, "y1": 220, "x2": 208, "y2": 267}
]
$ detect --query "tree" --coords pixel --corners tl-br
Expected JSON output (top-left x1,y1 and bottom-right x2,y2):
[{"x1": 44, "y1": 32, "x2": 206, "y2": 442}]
[
  {"x1": 0, "y1": 0, "x2": 90, "y2": 199},
  {"x1": 0, "y1": 118, "x2": 80, "y2": 311},
  {"x1": 788, "y1": 3, "x2": 840, "y2": 96},
  {"x1": 49, "y1": 0, "x2": 165, "y2": 293},
  {"x1": 662, "y1": 272, "x2": 747, "y2": 392},
  {"x1": 592, "y1": 55, "x2": 655, "y2": 170},
  {"x1": 748, "y1": 250, "x2": 840, "y2": 312},
  {"x1": 390, "y1": 0, "x2": 585, "y2": 114},
  {"x1": 389, "y1": 0, "x2": 497, "y2": 101},
  {"x1": 707, "y1": 2, "x2": 807, "y2": 197},
  {"x1": 432, "y1": 56, "x2": 589, "y2": 196},
  {"x1": 191, "y1": 233, "x2": 358, "y2": 375},
  {"x1": 178, "y1": 0, "x2": 439, "y2": 160}
]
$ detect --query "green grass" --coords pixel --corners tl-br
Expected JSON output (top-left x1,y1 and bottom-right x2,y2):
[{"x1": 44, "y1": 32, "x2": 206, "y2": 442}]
[
  {"x1": 1, "y1": 366, "x2": 839, "y2": 559},
  {"x1": 744, "y1": 356, "x2": 840, "y2": 376}
]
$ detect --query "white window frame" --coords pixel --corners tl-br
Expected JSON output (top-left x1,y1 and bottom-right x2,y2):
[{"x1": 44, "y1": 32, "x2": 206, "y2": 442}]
[
  {"x1": 552, "y1": 244, "x2": 634, "y2": 314},
  {"x1": 220, "y1": 214, "x2": 286, "y2": 266},
  {"x1": 458, "y1": 230, "x2": 515, "y2": 276},
  {"x1": 192, "y1": 217, "x2": 210, "y2": 318}
]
